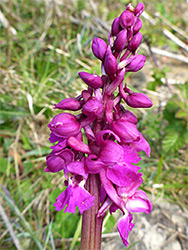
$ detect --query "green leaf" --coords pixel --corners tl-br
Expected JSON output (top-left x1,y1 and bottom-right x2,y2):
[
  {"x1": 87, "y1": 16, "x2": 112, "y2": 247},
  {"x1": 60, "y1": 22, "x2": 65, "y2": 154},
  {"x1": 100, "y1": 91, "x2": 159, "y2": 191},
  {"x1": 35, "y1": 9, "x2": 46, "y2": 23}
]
[
  {"x1": 162, "y1": 133, "x2": 184, "y2": 153},
  {"x1": 155, "y1": 155, "x2": 163, "y2": 183},
  {"x1": 183, "y1": 130, "x2": 188, "y2": 144},
  {"x1": 175, "y1": 110, "x2": 187, "y2": 119},
  {"x1": 147, "y1": 81, "x2": 157, "y2": 91},
  {"x1": 0, "y1": 157, "x2": 8, "y2": 173}
]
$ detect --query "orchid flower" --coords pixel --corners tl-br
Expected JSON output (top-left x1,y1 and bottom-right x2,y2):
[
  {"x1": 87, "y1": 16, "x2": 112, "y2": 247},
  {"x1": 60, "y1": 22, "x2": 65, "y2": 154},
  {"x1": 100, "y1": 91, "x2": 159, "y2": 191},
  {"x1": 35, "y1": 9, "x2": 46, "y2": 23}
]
[{"x1": 45, "y1": 3, "x2": 152, "y2": 249}]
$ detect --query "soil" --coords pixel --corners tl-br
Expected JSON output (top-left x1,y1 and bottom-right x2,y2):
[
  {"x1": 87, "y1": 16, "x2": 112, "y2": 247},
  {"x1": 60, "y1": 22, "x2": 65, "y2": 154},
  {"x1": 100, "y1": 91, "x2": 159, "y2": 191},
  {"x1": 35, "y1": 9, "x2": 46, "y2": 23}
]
[{"x1": 101, "y1": 199, "x2": 188, "y2": 250}]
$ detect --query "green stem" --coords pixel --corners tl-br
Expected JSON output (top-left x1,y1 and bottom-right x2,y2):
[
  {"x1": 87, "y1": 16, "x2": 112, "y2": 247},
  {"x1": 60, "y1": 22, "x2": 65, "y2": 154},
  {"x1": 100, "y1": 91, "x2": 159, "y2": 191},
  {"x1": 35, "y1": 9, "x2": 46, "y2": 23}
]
[{"x1": 80, "y1": 174, "x2": 104, "y2": 250}]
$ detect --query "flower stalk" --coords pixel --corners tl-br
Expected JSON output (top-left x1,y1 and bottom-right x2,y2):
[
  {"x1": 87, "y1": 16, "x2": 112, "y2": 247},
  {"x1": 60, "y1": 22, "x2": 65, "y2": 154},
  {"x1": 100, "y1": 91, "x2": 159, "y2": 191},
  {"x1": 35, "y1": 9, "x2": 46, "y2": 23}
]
[{"x1": 80, "y1": 174, "x2": 104, "y2": 250}]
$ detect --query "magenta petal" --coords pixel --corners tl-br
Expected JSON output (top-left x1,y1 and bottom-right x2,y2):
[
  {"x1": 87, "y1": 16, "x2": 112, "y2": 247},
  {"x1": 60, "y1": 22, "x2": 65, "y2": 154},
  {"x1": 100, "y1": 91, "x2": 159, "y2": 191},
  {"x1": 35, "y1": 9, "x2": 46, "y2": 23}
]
[
  {"x1": 82, "y1": 97, "x2": 103, "y2": 117},
  {"x1": 105, "y1": 100, "x2": 114, "y2": 124},
  {"x1": 111, "y1": 120, "x2": 140, "y2": 143},
  {"x1": 119, "y1": 10, "x2": 134, "y2": 29},
  {"x1": 67, "y1": 161, "x2": 88, "y2": 179},
  {"x1": 78, "y1": 72, "x2": 103, "y2": 89},
  {"x1": 133, "y1": 18, "x2": 142, "y2": 34},
  {"x1": 45, "y1": 154, "x2": 66, "y2": 173},
  {"x1": 113, "y1": 29, "x2": 127, "y2": 52},
  {"x1": 54, "y1": 185, "x2": 95, "y2": 214},
  {"x1": 99, "y1": 140, "x2": 124, "y2": 165},
  {"x1": 105, "y1": 68, "x2": 125, "y2": 95},
  {"x1": 134, "y1": 3, "x2": 145, "y2": 17},
  {"x1": 49, "y1": 132, "x2": 61, "y2": 143},
  {"x1": 125, "y1": 55, "x2": 146, "y2": 72},
  {"x1": 128, "y1": 32, "x2": 142, "y2": 52},
  {"x1": 125, "y1": 92, "x2": 153, "y2": 108},
  {"x1": 117, "y1": 213, "x2": 134, "y2": 247},
  {"x1": 67, "y1": 136, "x2": 91, "y2": 154},
  {"x1": 126, "y1": 190, "x2": 152, "y2": 214},
  {"x1": 51, "y1": 140, "x2": 67, "y2": 153},
  {"x1": 104, "y1": 46, "x2": 117, "y2": 80},
  {"x1": 99, "y1": 169, "x2": 125, "y2": 211},
  {"x1": 116, "y1": 172, "x2": 143, "y2": 197},
  {"x1": 92, "y1": 37, "x2": 108, "y2": 61},
  {"x1": 85, "y1": 154, "x2": 105, "y2": 174},
  {"x1": 111, "y1": 17, "x2": 121, "y2": 36},
  {"x1": 119, "y1": 109, "x2": 138, "y2": 125},
  {"x1": 96, "y1": 130, "x2": 121, "y2": 145},
  {"x1": 107, "y1": 164, "x2": 142, "y2": 187},
  {"x1": 48, "y1": 113, "x2": 80, "y2": 138},
  {"x1": 122, "y1": 145, "x2": 141, "y2": 164},
  {"x1": 54, "y1": 97, "x2": 81, "y2": 111},
  {"x1": 131, "y1": 133, "x2": 151, "y2": 157}
]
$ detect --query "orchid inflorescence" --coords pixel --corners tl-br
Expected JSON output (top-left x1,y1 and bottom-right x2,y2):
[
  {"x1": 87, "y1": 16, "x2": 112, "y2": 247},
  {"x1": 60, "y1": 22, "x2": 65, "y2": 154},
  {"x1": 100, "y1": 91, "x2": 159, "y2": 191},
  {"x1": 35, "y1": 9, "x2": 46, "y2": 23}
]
[{"x1": 45, "y1": 2, "x2": 152, "y2": 247}]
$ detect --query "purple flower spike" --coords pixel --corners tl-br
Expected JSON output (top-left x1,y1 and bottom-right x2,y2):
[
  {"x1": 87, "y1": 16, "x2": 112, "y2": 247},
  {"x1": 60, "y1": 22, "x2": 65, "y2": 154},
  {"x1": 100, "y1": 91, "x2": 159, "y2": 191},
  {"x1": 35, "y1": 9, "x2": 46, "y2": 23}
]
[
  {"x1": 133, "y1": 18, "x2": 142, "y2": 34},
  {"x1": 46, "y1": 3, "x2": 152, "y2": 248},
  {"x1": 113, "y1": 29, "x2": 128, "y2": 52},
  {"x1": 78, "y1": 72, "x2": 103, "y2": 89},
  {"x1": 92, "y1": 37, "x2": 108, "y2": 61},
  {"x1": 54, "y1": 97, "x2": 81, "y2": 111},
  {"x1": 134, "y1": 3, "x2": 145, "y2": 17},
  {"x1": 104, "y1": 46, "x2": 117, "y2": 80},
  {"x1": 128, "y1": 32, "x2": 142, "y2": 53},
  {"x1": 111, "y1": 17, "x2": 121, "y2": 36},
  {"x1": 125, "y1": 92, "x2": 153, "y2": 108},
  {"x1": 125, "y1": 54, "x2": 146, "y2": 72},
  {"x1": 119, "y1": 10, "x2": 134, "y2": 29},
  {"x1": 117, "y1": 213, "x2": 134, "y2": 247},
  {"x1": 48, "y1": 113, "x2": 80, "y2": 138}
]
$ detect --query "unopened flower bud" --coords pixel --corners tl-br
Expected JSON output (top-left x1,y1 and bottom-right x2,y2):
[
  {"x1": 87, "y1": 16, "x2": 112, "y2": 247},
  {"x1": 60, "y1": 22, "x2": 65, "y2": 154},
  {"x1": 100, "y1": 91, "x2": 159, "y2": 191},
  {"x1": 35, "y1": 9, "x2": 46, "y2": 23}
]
[
  {"x1": 48, "y1": 113, "x2": 80, "y2": 138},
  {"x1": 92, "y1": 37, "x2": 108, "y2": 61},
  {"x1": 128, "y1": 32, "x2": 142, "y2": 52},
  {"x1": 78, "y1": 72, "x2": 103, "y2": 89},
  {"x1": 104, "y1": 46, "x2": 117, "y2": 80},
  {"x1": 133, "y1": 18, "x2": 142, "y2": 34},
  {"x1": 125, "y1": 92, "x2": 153, "y2": 108},
  {"x1": 82, "y1": 97, "x2": 103, "y2": 117},
  {"x1": 54, "y1": 97, "x2": 81, "y2": 111},
  {"x1": 134, "y1": 3, "x2": 144, "y2": 17},
  {"x1": 119, "y1": 10, "x2": 134, "y2": 29},
  {"x1": 126, "y1": 55, "x2": 146, "y2": 72},
  {"x1": 113, "y1": 29, "x2": 128, "y2": 52},
  {"x1": 111, "y1": 17, "x2": 121, "y2": 36}
]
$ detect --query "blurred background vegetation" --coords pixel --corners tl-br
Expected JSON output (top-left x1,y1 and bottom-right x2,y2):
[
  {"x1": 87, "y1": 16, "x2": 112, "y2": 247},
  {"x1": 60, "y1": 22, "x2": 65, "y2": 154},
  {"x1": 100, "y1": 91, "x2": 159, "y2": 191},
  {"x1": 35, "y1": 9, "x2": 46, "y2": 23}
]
[{"x1": 0, "y1": 0, "x2": 188, "y2": 249}]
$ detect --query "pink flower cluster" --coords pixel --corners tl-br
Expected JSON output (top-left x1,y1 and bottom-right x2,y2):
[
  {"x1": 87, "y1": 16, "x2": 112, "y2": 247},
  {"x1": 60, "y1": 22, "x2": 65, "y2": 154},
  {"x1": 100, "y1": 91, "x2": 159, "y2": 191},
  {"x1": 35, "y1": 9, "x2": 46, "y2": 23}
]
[{"x1": 45, "y1": 3, "x2": 152, "y2": 247}]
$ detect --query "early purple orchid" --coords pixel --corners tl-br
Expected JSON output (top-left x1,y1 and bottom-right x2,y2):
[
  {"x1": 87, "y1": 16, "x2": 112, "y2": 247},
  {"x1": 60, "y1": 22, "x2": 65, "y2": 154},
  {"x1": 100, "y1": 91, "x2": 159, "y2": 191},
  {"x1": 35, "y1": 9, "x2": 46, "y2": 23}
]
[{"x1": 46, "y1": 3, "x2": 152, "y2": 249}]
